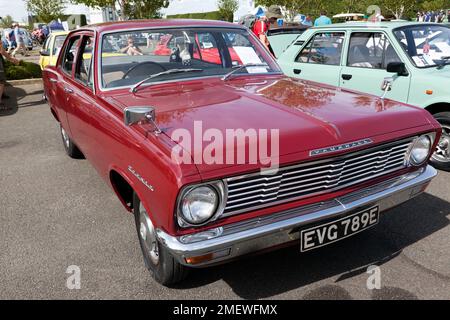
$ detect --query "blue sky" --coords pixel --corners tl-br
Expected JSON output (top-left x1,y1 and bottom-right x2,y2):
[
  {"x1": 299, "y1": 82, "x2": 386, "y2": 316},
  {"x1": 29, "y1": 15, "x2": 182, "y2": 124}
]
[{"x1": 0, "y1": 0, "x2": 28, "y2": 22}]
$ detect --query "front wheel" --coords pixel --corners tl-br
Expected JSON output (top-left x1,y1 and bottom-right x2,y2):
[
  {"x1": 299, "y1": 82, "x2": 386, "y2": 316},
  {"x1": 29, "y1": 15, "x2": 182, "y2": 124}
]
[
  {"x1": 430, "y1": 112, "x2": 450, "y2": 171},
  {"x1": 133, "y1": 192, "x2": 189, "y2": 285}
]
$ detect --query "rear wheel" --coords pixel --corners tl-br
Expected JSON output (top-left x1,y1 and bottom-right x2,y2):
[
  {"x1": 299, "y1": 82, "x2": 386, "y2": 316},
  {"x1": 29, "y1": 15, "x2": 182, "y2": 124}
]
[
  {"x1": 133, "y1": 192, "x2": 189, "y2": 285},
  {"x1": 430, "y1": 112, "x2": 450, "y2": 171},
  {"x1": 60, "y1": 125, "x2": 84, "y2": 159}
]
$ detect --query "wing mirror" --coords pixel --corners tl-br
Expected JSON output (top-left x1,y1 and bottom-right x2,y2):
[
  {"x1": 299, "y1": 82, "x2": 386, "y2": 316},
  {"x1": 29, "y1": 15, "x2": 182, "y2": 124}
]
[
  {"x1": 124, "y1": 106, "x2": 161, "y2": 134},
  {"x1": 380, "y1": 77, "x2": 394, "y2": 99},
  {"x1": 40, "y1": 50, "x2": 50, "y2": 56},
  {"x1": 387, "y1": 62, "x2": 408, "y2": 76}
]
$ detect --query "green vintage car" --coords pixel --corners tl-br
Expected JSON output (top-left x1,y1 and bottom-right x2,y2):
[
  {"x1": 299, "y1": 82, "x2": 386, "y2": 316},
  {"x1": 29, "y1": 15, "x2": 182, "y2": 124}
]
[
  {"x1": 267, "y1": 25, "x2": 309, "y2": 58},
  {"x1": 277, "y1": 22, "x2": 450, "y2": 171}
]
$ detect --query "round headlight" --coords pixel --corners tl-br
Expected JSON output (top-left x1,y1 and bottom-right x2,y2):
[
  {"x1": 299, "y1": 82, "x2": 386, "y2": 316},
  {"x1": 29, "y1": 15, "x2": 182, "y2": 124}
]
[
  {"x1": 409, "y1": 135, "x2": 431, "y2": 166},
  {"x1": 180, "y1": 186, "x2": 219, "y2": 225}
]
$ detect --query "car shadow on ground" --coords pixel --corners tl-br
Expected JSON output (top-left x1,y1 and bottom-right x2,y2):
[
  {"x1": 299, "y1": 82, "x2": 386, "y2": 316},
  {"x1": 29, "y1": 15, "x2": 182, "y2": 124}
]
[
  {"x1": 171, "y1": 192, "x2": 449, "y2": 299},
  {"x1": 0, "y1": 85, "x2": 43, "y2": 117}
]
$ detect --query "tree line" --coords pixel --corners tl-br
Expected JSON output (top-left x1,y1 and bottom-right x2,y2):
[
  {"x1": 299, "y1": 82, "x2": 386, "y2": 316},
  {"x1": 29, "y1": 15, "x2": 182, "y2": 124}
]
[
  {"x1": 21, "y1": 0, "x2": 450, "y2": 24},
  {"x1": 256, "y1": 0, "x2": 449, "y2": 20}
]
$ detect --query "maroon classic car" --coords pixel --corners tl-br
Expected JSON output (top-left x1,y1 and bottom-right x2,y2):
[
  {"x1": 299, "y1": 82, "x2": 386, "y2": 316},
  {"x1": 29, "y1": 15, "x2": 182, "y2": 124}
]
[{"x1": 43, "y1": 20, "x2": 441, "y2": 285}]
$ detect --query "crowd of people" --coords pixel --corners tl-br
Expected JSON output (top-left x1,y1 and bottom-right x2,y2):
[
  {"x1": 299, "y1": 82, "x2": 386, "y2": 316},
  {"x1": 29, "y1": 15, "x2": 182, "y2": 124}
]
[
  {"x1": 416, "y1": 10, "x2": 449, "y2": 23},
  {"x1": 249, "y1": 6, "x2": 332, "y2": 55},
  {"x1": 3, "y1": 23, "x2": 30, "y2": 57}
]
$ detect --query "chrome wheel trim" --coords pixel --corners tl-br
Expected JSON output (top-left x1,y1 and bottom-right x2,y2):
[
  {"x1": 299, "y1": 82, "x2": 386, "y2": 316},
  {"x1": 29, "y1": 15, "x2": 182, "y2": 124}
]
[
  {"x1": 61, "y1": 127, "x2": 70, "y2": 149},
  {"x1": 138, "y1": 202, "x2": 159, "y2": 265},
  {"x1": 432, "y1": 125, "x2": 450, "y2": 163}
]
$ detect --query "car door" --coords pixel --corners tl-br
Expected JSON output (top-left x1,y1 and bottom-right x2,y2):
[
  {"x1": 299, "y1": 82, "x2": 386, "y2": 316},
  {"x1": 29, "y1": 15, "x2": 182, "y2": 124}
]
[
  {"x1": 64, "y1": 33, "x2": 97, "y2": 159},
  {"x1": 283, "y1": 31, "x2": 346, "y2": 87},
  {"x1": 339, "y1": 31, "x2": 411, "y2": 102},
  {"x1": 52, "y1": 34, "x2": 81, "y2": 137}
]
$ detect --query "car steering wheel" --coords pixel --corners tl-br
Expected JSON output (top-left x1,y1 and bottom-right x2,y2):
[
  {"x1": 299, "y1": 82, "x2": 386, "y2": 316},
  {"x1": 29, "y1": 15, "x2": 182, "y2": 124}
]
[{"x1": 122, "y1": 61, "x2": 167, "y2": 79}]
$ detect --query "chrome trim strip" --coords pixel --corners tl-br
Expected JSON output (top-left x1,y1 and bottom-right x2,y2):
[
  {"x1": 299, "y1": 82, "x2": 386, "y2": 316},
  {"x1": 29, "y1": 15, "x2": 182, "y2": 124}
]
[
  {"x1": 310, "y1": 138, "x2": 373, "y2": 156},
  {"x1": 157, "y1": 165, "x2": 436, "y2": 267},
  {"x1": 96, "y1": 25, "x2": 282, "y2": 92},
  {"x1": 99, "y1": 73, "x2": 284, "y2": 93}
]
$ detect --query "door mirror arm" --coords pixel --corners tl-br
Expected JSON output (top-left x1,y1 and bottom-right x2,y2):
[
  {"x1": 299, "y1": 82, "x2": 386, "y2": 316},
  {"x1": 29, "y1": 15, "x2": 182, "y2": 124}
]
[
  {"x1": 380, "y1": 77, "x2": 394, "y2": 100},
  {"x1": 124, "y1": 106, "x2": 161, "y2": 135}
]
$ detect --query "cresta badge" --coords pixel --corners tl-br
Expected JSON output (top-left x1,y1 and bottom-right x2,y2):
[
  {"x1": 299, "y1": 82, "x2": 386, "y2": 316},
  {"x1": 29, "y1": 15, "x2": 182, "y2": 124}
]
[{"x1": 310, "y1": 139, "x2": 373, "y2": 157}]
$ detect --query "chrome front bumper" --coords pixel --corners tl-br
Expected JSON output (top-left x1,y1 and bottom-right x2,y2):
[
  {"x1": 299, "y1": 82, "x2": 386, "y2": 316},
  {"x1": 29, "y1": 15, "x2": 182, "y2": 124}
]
[{"x1": 156, "y1": 165, "x2": 437, "y2": 267}]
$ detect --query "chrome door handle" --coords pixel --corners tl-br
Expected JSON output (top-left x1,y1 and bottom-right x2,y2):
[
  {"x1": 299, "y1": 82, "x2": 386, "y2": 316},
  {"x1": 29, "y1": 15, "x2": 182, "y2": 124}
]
[
  {"x1": 64, "y1": 87, "x2": 74, "y2": 94},
  {"x1": 49, "y1": 78, "x2": 58, "y2": 83}
]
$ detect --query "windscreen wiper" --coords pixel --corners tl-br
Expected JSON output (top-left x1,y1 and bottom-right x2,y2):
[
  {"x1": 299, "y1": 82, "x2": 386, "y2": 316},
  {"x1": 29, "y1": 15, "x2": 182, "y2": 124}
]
[
  {"x1": 130, "y1": 68, "x2": 203, "y2": 93},
  {"x1": 437, "y1": 56, "x2": 450, "y2": 69},
  {"x1": 222, "y1": 63, "x2": 269, "y2": 81}
]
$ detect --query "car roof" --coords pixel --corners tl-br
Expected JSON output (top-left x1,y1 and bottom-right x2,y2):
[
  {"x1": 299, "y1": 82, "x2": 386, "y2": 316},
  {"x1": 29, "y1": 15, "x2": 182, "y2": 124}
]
[
  {"x1": 51, "y1": 31, "x2": 69, "y2": 36},
  {"x1": 312, "y1": 21, "x2": 446, "y2": 30},
  {"x1": 79, "y1": 19, "x2": 244, "y2": 34}
]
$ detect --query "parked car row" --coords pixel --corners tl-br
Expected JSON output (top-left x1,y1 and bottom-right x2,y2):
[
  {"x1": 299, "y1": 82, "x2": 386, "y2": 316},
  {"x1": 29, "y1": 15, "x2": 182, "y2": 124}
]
[
  {"x1": 1, "y1": 28, "x2": 34, "y2": 51},
  {"x1": 278, "y1": 22, "x2": 450, "y2": 170},
  {"x1": 42, "y1": 20, "x2": 443, "y2": 285}
]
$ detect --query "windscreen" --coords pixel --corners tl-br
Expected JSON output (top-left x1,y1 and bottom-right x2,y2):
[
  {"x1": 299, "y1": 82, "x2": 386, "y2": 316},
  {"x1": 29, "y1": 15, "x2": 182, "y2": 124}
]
[
  {"x1": 394, "y1": 25, "x2": 450, "y2": 68},
  {"x1": 100, "y1": 27, "x2": 280, "y2": 89}
]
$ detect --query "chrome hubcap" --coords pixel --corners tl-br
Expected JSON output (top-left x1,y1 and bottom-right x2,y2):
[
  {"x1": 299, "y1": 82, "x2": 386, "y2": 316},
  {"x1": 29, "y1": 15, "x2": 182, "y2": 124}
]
[
  {"x1": 61, "y1": 127, "x2": 70, "y2": 149},
  {"x1": 138, "y1": 202, "x2": 159, "y2": 265},
  {"x1": 432, "y1": 125, "x2": 450, "y2": 163}
]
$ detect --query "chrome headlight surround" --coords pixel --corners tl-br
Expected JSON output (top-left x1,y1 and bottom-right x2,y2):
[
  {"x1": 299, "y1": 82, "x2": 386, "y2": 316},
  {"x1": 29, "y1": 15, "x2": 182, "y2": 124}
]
[
  {"x1": 405, "y1": 133, "x2": 435, "y2": 167},
  {"x1": 176, "y1": 181, "x2": 227, "y2": 228}
]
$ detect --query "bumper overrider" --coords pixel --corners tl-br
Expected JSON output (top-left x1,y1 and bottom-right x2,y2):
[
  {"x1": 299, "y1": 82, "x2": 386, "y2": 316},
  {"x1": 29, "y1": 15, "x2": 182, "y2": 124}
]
[{"x1": 156, "y1": 165, "x2": 437, "y2": 267}]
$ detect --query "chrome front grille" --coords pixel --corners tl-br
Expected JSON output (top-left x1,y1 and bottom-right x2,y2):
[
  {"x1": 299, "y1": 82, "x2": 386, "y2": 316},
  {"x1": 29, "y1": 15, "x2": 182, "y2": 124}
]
[{"x1": 223, "y1": 138, "x2": 414, "y2": 216}]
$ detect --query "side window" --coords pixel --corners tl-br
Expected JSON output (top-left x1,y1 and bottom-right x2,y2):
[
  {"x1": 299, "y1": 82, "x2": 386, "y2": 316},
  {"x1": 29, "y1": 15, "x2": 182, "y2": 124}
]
[
  {"x1": 75, "y1": 36, "x2": 94, "y2": 87},
  {"x1": 222, "y1": 32, "x2": 265, "y2": 67},
  {"x1": 53, "y1": 36, "x2": 66, "y2": 56},
  {"x1": 42, "y1": 36, "x2": 50, "y2": 52},
  {"x1": 62, "y1": 36, "x2": 80, "y2": 74},
  {"x1": 295, "y1": 32, "x2": 345, "y2": 65},
  {"x1": 348, "y1": 32, "x2": 401, "y2": 69}
]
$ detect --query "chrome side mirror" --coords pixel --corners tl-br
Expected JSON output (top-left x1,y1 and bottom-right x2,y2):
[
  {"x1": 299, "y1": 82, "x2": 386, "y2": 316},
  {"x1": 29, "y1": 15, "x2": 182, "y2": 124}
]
[
  {"x1": 124, "y1": 106, "x2": 161, "y2": 134},
  {"x1": 380, "y1": 77, "x2": 394, "y2": 99}
]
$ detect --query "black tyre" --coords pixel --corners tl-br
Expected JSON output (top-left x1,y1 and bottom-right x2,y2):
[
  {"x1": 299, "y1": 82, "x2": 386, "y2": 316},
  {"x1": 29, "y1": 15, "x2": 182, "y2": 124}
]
[
  {"x1": 133, "y1": 192, "x2": 189, "y2": 285},
  {"x1": 430, "y1": 112, "x2": 450, "y2": 171},
  {"x1": 60, "y1": 125, "x2": 84, "y2": 159}
]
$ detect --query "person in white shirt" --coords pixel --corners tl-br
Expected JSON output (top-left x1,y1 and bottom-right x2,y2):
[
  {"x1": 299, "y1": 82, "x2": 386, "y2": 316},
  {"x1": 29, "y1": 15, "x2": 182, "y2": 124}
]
[{"x1": 12, "y1": 24, "x2": 29, "y2": 57}]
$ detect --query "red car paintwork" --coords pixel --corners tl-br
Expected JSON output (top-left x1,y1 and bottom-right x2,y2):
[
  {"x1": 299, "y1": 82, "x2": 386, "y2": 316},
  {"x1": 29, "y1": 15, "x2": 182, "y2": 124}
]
[{"x1": 42, "y1": 20, "x2": 441, "y2": 238}]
